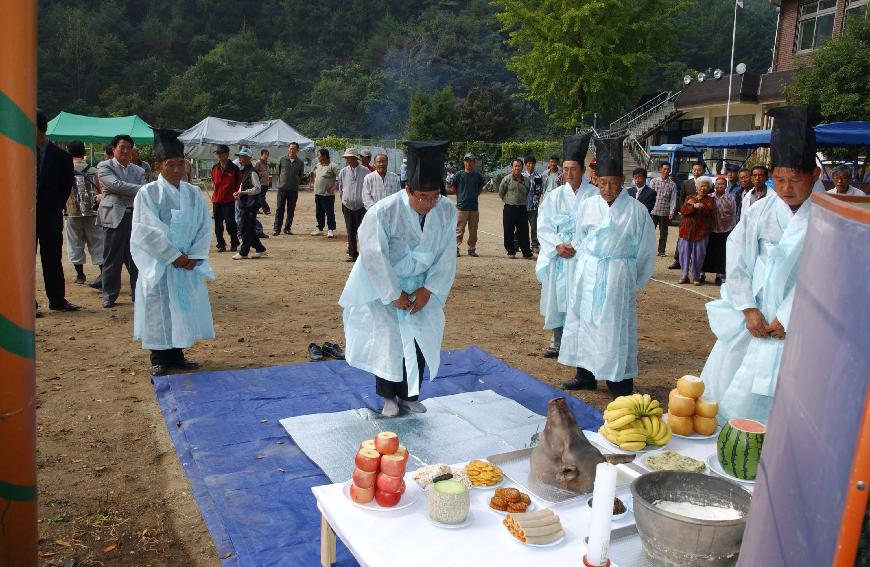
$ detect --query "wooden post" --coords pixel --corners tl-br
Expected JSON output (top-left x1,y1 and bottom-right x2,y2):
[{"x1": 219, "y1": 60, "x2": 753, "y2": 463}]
[
  {"x1": 320, "y1": 514, "x2": 337, "y2": 567},
  {"x1": 0, "y1": 1, "x2": 38, "y2": 566}
]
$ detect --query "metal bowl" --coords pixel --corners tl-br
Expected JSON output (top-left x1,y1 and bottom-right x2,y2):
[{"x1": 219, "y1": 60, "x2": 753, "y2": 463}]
[{"x1": 630, "y1": 471, "x2": 751, "y2": 567}]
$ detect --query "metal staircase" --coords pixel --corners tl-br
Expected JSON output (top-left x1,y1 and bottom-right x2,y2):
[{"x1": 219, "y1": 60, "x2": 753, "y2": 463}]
[{"x1": 592, "y1": 91, "x2": 683, "y2": 177}]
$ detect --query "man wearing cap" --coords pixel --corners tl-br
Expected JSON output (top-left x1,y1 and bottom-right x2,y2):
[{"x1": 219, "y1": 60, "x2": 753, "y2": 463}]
[
  {"x1": 338, "y1": 148, "x2": 369, "y2": 262},
  {"x1": 98, "y1": 134, "x2": 147, "y2": 308},
  {"x1": 450, "y1": 153, "x2": 486, "y2": 257},
  {"x1": 273, "y1": 142, "x2": 304, "y2": 235},
  {"x1": 536, "y1": 133, "x2": 598, "y2": 358},
  {"x1": 232, "y1": 148, "x2": 267, "y2": 259},
  {"x1": 700, "y1": 106, "x2": 823, "y2": 424},
  {"x1": 360, "y1": 149, "x2": 376, "y2": 172},
  {"x1": 131, "y1": 129, "x2": 214, "y2": 377},
  {"x1": 210, "y1": 144, "x2": 241, "y2": 253},
  {"x1": 362, "y1": 153, "x2": 401, "y2": 210},
  {"x1": 558, "y1": 136, "x2": 656, "y2": 396},
  {"x1": 340, "y1": 141, "x2": 457, "y2": 417},
  {"x1": 35, "y1": 110, "x2": 79, "y2": 312},
  {"x1": 64, "y1": 140, "x2": 104, "y2": 286}
]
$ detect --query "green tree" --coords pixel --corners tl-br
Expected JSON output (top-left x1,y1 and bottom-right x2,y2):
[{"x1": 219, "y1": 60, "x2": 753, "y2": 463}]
[
  {"x1": 408, "y1": 87, "x2": 461, "y2": 140},
  {"x1": 786, "y1": 12, "x2": 870, "y2": 123},
  {"x1": 457, "y1": 86, "x2": 518, "y2": 142},
  {"x1": 493, "y1": 0, "x2": 689, "y2": 126}
]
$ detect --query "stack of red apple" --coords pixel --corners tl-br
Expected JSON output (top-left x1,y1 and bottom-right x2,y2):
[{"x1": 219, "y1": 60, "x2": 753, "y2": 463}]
[{"x1": 350, "y1": 432, "x2": 410, "y2": 507}]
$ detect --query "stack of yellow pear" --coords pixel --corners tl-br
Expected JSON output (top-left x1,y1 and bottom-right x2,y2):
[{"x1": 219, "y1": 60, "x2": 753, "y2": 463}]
[
  {"x1": 667, "y1": 375, "x2": 719, "y2": 436},
  {"x1": 599, "y1": 393, "x2": 671, "y2": 451}
]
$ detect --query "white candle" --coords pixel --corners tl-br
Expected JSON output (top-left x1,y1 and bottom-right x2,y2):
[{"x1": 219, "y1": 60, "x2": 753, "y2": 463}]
[{"x1": 585, "y1": 462, "x2": 617, "y2": 566}]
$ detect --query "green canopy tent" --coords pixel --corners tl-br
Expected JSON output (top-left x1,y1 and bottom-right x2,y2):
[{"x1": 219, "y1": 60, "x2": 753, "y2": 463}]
[{"x1": 46, "y1": 112, "x2": 154, "y2": 145}]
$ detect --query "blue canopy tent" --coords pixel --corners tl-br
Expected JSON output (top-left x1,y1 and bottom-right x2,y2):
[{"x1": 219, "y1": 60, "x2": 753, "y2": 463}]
[{"x1": 682, "y1": 121, "x2": 870, "y2": 189}]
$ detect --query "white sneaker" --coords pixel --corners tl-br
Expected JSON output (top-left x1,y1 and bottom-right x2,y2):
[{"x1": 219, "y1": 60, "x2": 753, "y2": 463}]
[
  {"x1": 311, "y1": 228, "x2": 324, "y2": 236},
  {"x1": 232, "y1": 253, "x2": 246, "y2": 260},
  {"x1": 327, "y1": 230, "x2": 335, "y2": 238},
  {"x1": 251, "y1": 251, "x2": 267, "y2": 258}
]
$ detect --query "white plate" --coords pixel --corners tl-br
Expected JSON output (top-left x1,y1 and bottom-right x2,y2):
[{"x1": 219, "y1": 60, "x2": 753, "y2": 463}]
[
  {"x1": 470, "y1": 478, "x2": 504, "y2": 490},
  {"x1": 623, "y1": 494, "x2": 634, "y2": 514},
  {"x1": 342, "y1": 481, "x2": 421, "y2": 511},
  {"x1": 489, "y1": 501, "x2": 536, "y2": 516},
  {"x1": 664, "y1": 414, "x2": 721, "y2": 440},
  {"x1": 586, "y1": 497, "x2": 628, "y2": 521},
  {"x1": 600, "y1": 438, "x2": 656, "y2": 454},
  {"x1": 640, "y1": 449, "x2": 708, "y2": 473},
  {"x1": 509, "y1": 531, "x2": 566, "y2": 548},
  {"x1": 427, "y1": 511, "x2": 474, "y2": 529},
  {"x1": 706, "y1": 454, "x2": 756, "y2": 485}
]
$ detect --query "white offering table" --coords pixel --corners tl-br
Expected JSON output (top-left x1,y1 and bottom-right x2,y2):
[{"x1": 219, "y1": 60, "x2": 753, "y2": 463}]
[{"x1": 313, "y1": 434, "x2": 737, "y2": 566}]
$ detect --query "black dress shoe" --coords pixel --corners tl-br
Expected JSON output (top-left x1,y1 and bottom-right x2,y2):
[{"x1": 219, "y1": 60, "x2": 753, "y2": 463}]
[
  {"x1": 561, "y1": 378, "x2": 597, "y2": 390},
  {"x1": 74, "y1": 273, "x2": 86, "y2": 284},
  {"x1": 174, "y1": 359, "x2": 200, "y2": 370},
  {"x1": 102, "y1": 298, "x2": 115, "y2": 308},
  {"x1": 542, "y1": 347, "x2": 559, "y2": 358},
  {"x1": 216, "y1": 246, "x2": 226, "y2": 253},
  {"x1": 230, "y1": 245, "x2": 238, "y2": 252},
  {"x1": 606, "y1": 379, "x2": 634, "y2": 397},
  {"x1": 322, "y1": 342, "x2": 345, "y2": 359},
  {"x1": 151, "y1": 364, "x2": 169, "y2": 377},
  {"x1": 258, "y1": 233, "x2": 269, "y2": 239},
  {"x1": 308, "y1": 343, "x2": 324, "y2": 361},
  {"x1": 667, "y1": 261, "x2": 680, "y2": 270},
  {"x1": 49, "y1": 301, "x2": 81, "y2": 312},
  {"x1": 87, "y1": 278, "x2": 103, "y2": 289}
]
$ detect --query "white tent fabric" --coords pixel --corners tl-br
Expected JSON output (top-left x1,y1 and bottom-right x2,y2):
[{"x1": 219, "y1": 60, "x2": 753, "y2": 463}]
[{"x1": 179, "y1": 116, "x2": 315, "y2": 163}]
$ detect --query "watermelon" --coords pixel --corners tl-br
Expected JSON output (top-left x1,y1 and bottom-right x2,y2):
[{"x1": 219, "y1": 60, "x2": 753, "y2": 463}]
[{"x1": 717, "y1": 418, "x2": 765, "y2": 480}]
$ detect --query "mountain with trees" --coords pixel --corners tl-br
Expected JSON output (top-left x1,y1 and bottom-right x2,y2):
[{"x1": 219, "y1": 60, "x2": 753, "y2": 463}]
[{"x1": 38, "y1": 0, "x2": 779, "y2": 140}]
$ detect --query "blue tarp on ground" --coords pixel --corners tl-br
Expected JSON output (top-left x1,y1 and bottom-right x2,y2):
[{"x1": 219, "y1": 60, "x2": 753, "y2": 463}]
[{"x1": 152, "y1": 345, "x2": 603, "y2": 567}]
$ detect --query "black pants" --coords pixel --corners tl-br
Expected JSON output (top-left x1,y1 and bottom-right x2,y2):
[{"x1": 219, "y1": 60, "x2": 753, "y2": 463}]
[
  {"x1": 527, "y1": 209, "x2": 539, "y2": 247},
  {"x1": 150, "y1": 348, "x2": 184, "y2": 366},
  {"x1": 213, "y1": 202, "x2": 238, "y2": 249},
  {"x1": 503, "y1": 204, "x2": 531, "y2": 256},
  {"x1": 259, "y1": 184, "x2": 271, "y2": 214},
  {"x1": 102, "y1": 210, "x2": 138, "y2": 303},
  {"x1": 342, "y1": 204, "x2": 366, "y2": 257},
  {"x1": 36, "y1": 208, "x2": 66, "y2": 305},
  {"x1": 239, "y1": 208, "x2": 266, "y2": 256},
  {"x1": 652, "y1": 215, "x2": 670, "y2": 255},
  {"x1": 315, "y1": 194, "x2": 337, "y2": 231},
  {"x1": 274, "y1": 190, "x2": 298, "y2": 233},
  {"x1": 376, "y1": 341, "x2": 425, "y2": 401}
]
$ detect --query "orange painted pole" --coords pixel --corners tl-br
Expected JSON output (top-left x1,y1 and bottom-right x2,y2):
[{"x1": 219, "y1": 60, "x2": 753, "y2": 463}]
[{"x1": 0, "y1": 1, "x2": 38, "y2": 566}]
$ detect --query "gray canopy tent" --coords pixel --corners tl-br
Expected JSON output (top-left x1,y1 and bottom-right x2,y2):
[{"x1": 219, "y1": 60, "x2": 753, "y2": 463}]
[{"x1": 179, "y1": 116, "x2": 315, "y2": 164}]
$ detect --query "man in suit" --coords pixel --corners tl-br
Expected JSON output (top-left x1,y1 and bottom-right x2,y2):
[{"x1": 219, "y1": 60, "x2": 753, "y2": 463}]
[
  {"x1": 97, "y1": 134, "x2": 146, "y2": 308},
  {"x1": 669, "y1": 161, "x2": 705, "y2": 269},
  {"x1": 631, "y1": 167, "x2": 656, "y2": 214},
  {"x1": 35, "y1": 110, "x2": 79, "y2": 312}
]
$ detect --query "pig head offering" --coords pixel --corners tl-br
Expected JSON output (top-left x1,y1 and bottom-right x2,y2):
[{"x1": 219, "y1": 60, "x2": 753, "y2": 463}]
[{"x1": 530, "y1": 397, "x2": 633, "y2": 494}]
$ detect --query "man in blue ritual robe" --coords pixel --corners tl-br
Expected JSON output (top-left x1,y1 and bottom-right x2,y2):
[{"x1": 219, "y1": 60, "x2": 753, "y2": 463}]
[
  {"x1": 701, "y1": 106, "x2": 823, "y2": 424},
  {"x1": 536, "y1": 132, "x2": 598, "y2": 359},
  {"x1": 340, "y1": 141, "x2": 457, "y2": 417},
  {"x1": 131, "y1": 129, "x2": 215, "y2": 377},
  {"x1": 558, "y1": 136, "x2": 656, "y2": 395}
]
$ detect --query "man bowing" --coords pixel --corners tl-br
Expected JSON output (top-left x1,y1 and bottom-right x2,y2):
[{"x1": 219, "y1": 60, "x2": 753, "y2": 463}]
[
  {"x1": 700, "y1": 106, "x2": 822, "y2": 424},
  {"x1": 558, "y1": 136, "x2": 656, "y2": 395},
  {"x1": 340, "y1": 141, "x2": 457, "y2": 417},
  {"x1": 536, "y1": 132, "x2": 597, "y2": 358},
  {"x1": 131, "y1": 129, "x2": 215, "y2": 377}
]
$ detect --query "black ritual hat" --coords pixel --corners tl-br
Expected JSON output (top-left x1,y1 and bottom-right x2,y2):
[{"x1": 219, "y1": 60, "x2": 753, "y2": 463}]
[
  {"x1": 153, "y1": 128, "x2": 185, "y2": 162},
  {"x1": 563, "y1": 132, "x2": 592, "y2": 165},
  {"x1": 405, "y1": 140, "x2": 449, "y2": 191},
  {"x1": 593, "y1": 136, "x2": 626, "y2": 177},
  {"x1": 769, "y1": 105, "x2": 821, "y2": 173}
]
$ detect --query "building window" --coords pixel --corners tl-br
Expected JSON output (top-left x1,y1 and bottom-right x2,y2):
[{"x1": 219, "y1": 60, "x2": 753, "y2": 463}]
[
  {"x1": 713, "y1": 114, "x2": 755, "y2": 132},
  {"x1": 795, "y1": 0, "x2": 837, "y2": 52},
  {"x1": 845, "y1": 0, "x2": 868, "y2": 24}
]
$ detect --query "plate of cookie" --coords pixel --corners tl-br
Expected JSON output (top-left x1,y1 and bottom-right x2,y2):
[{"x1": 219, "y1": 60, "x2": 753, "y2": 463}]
[
  {"x1": 464, "y1": 459, "x2": 504, "y2": 489},
  {"x1": 489, "y1": 487, "x2": 534, "y2": 515}
]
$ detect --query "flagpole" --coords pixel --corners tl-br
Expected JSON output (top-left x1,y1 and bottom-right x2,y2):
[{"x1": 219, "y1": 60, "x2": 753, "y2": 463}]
[{"x1": 724, "y1": 0, "x2": 740, "y2": 166}]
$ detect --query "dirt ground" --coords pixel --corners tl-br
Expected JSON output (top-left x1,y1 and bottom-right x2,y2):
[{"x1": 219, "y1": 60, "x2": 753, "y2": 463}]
[{"x1": 34, "y1": 188, "x2": 717, "y2": 566}]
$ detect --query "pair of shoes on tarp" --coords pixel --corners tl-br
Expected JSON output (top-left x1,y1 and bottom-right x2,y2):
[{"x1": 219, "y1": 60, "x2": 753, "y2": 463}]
[
  {"x1": 382, "y1": 396, "x2": 427, "y2": 417},
  {"x1": 308, "y1": 342, "x2": 345, "y2": 361}
]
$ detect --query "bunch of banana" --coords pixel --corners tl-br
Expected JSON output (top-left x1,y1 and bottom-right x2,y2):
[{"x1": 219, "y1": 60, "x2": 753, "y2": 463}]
[{"x1": 599, "y1": 394, "x2": 670, "y2": 451}]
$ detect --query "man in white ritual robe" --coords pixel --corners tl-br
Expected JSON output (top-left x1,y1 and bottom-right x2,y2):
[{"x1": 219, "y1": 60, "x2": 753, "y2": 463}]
[
  {"x1": 558, "y1": 136, "x2": 656, "y2": 395},
  {"x1": 340, "y1": 141, "x2": 457, "y2": 417},
  {"x1": 701, "y1": 106, "x2": 823, "y2": 424},
  {"x1": 131, "y1": 129, "x2": 215, "y2": 377},
  {"x1": 536, "y1": 132, "x2": 598, "y2": 358}
]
